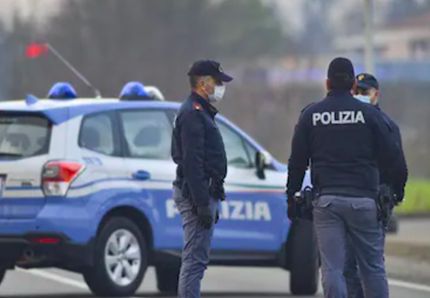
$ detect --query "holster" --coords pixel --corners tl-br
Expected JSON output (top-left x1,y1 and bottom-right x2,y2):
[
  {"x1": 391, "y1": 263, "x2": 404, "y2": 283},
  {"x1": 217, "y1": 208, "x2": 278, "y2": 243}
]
[{"x1": 294, "y1": 186, "x2": 315, "y2": 221}]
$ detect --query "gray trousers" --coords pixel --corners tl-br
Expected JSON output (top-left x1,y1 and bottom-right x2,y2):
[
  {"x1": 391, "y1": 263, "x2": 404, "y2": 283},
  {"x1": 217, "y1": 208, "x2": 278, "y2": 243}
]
[
  {"x1": 344, "y1": 208, "x2": 392, "y2": 298},
  {"x1": 313, "y1": 195, "x2": 388, "y2": 298},
  {"x1": 173, "y1": 187, "x2": 218, "y2": 298}
]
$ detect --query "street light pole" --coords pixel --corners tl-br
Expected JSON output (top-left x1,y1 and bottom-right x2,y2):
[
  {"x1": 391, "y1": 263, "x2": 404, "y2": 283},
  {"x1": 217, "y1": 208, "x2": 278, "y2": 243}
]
[{"x1": 363, "y1": 0, "x2": 375, "y2": 74}]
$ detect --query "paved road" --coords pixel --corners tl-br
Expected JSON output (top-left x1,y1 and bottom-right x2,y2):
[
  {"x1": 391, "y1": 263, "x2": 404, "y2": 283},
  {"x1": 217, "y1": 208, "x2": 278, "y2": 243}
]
[
  {"x1": 396, "y1": 218, "x2": 430, "y2": 242},
  {"x1": 1, "y1": 266, "x2": 429, "y2": 298}
]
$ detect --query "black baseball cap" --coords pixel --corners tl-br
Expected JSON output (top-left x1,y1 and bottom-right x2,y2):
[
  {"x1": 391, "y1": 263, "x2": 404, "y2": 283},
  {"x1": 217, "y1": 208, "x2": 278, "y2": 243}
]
[
  {"x1": 187, "y1": 59, "x2": 233, "y2": 82},
  {"x1": 327, "y1": 57, "x2": 355, "y2": 81},
  {"x1": 356, "y1": 73, "x2": 379, "y2": 90}
]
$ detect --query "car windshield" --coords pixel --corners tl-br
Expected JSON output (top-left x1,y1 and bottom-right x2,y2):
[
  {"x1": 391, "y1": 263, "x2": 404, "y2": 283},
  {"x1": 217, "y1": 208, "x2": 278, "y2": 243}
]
[{"x1": 0, "y1": 113, "x2": 51, "y2": 159}]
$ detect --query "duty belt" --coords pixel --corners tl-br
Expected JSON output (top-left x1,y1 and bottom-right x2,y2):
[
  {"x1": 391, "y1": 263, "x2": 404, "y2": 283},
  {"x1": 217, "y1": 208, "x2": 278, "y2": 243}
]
[{"x1": 319, "y1": 187, "x2": 377, "y2": 199}]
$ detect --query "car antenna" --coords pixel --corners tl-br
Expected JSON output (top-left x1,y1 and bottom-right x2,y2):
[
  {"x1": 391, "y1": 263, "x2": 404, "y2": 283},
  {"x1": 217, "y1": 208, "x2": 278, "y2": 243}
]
[{"x1": 45, "y1": 43, "x2": 102, "y2": 98}]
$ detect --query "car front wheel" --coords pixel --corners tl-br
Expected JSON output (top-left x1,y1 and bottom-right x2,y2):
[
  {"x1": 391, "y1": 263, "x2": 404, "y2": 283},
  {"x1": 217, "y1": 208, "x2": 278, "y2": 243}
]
[{"x1": 83, "y1": 217, "x2": 147, "y2": 297}]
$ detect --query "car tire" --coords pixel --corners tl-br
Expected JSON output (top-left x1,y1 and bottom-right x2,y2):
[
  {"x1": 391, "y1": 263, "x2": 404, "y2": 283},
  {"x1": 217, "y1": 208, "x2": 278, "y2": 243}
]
[
  {"x1": 155, "y1": 263, "x2": 181, "y2": 294},
  {"x1": 83, "y1": 217, "x2": 148, "y2": 297},
  {"x1": 386, "y1": 213, "x2": 399, "y2": 234},
  {"x1": 0, "y1": 268, "x2": 6, "y2": 286},
  {"x1": 289, "y1": 220, "x2": 319, "y2": 296}
]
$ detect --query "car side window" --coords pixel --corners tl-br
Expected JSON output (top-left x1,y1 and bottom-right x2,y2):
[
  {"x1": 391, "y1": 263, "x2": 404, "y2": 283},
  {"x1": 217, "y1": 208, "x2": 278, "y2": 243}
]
[
  {"x1": 120, "y1": 110, "x2": 172, "y2": 160},
  {"x1": 216, "y1": 120, "x2": 252, "y2": 168},
  {"x1": 243, "y1": 139, "x2": 257, "y2": 168},
  {"x1": 79, "y1": 113, "x2": 115, "y2": 155}
]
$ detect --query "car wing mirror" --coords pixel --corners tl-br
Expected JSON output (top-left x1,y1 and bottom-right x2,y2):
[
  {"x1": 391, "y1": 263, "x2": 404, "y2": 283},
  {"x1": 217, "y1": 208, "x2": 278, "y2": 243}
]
[{"x1": 255, "y1": 151, "x2": 272, "y2": 180}]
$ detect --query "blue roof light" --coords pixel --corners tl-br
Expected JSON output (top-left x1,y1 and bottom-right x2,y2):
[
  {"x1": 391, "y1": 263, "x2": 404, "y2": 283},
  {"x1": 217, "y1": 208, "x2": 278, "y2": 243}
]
[
  {"x1": 119, "y1": 82, "x2": 152, "y2": 100},
  {"x1": 47, "y1": 82, "x2": 78, "y2": 99}
]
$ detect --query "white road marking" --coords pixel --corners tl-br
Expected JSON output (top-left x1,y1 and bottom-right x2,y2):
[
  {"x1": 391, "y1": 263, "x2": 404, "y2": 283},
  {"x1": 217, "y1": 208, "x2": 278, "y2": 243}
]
[
  {"x1": 388, "y1": 278, "x2": 430, "y2": 293},
  {"x1": 17, "y1": 268, "x2": 88, "y2": 289},
  {"x1": 18, "y1": 268, "x2": 430, "y2": 295},
  {"x1": 17, "y1": 268, "x2": 142, "y2": 297}
]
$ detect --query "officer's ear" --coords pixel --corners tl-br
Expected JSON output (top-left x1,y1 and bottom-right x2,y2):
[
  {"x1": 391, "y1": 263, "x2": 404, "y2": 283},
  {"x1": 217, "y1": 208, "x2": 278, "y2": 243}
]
[
  {"x1": 325, "y1": 79, "x2": 330, "y2": 91},
  {"x1": 351, "y1": 79, "x2": 358, "y2": 92}
]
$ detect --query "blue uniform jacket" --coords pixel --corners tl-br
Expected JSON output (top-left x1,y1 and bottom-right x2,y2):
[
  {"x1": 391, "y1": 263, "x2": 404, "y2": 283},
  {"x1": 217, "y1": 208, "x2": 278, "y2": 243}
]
[
  {"x1": 171, "y1": 92, "x2": 227, "y2": 207},
  {"x1": 286, "y1": 90, "x2": 408, "y2": 199},
  {"x1": 375, "y1": 104, "x2": 408, "y2": 199}
]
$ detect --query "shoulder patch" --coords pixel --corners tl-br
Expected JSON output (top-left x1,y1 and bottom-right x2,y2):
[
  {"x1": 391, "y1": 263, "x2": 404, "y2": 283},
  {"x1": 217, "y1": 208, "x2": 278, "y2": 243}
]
[
  {"x1": 193, "y1": 103, "x2": 202, "y2": 111},
  {"x1": 301, "y1": 102, "x2": 315, "y2": 113}
]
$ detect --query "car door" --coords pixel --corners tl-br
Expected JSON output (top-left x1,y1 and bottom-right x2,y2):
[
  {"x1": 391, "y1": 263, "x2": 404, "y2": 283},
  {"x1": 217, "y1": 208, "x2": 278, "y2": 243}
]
[
  {"x1": 213, "y1": 118, "x2": 287, "y2": 252},
  {"x1": 118, "y1": 109, "x2": 180, "y2": 249}
]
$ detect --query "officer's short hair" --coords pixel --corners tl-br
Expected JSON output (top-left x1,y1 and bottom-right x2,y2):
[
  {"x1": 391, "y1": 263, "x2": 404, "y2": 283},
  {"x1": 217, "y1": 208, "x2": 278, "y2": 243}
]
[
  {"x1": 189, "y1": 76, "x2": 199, "y2": 88},
  {"x1": 329, "y1": 76, "x2": 355, "y2": 90},
  {"x1": 189, "y1": 76, "x2": 211, "y2": 89}
]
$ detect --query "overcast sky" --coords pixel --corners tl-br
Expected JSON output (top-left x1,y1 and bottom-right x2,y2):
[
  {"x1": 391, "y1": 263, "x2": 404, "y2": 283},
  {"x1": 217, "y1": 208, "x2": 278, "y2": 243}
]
[{"x1": 0, "y1": 0, "x2": 61, "y2": 29}]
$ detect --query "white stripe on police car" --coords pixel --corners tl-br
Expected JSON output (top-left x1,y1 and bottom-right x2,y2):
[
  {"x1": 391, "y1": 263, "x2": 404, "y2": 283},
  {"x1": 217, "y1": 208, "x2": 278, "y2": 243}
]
[{"x1": 166, "y1": 199, "x2": 272, "y2": 221}]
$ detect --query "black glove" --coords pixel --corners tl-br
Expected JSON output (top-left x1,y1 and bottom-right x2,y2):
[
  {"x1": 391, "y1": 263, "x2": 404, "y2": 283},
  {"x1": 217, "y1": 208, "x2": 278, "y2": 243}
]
[
  {"x1": 197, "y1": 205, "x2": 214, "y2": 229},
  {"x1": 286, "y1": 192, "x2": 298, "y2": 221},
  {"x1": 394, "y1": 189, "x2": 405, "y2": 205},
  {"x1": 215, "y1": 209, "x2": 219, "y2": 224}
]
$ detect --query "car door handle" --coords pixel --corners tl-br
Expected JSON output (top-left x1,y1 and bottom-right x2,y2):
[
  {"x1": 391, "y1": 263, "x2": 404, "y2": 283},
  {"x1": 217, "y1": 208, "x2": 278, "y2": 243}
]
[{"x1": 132, "y1": 170, "x2": 151, "y2": 181}]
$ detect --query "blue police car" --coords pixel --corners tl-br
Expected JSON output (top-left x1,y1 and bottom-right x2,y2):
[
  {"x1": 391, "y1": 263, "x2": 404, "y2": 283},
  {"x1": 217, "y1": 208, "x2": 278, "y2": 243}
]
[{"x1": 0, "y1": 82, "x2": 318, "y2": 296}]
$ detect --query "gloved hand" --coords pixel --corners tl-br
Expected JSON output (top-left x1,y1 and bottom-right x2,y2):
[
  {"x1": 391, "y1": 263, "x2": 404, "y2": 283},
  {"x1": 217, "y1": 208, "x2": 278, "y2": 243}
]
[
  {"x1": 215, "y1": 209, "x2": 220, "y2": 224},
  {"x1": 287, "y1": 200, "x2": 297, "y2": 221},
  {"x1": 197, "y1": 205, "x2": 214, "y2": 229},
  {"x1": 394, "y1": 189, "x2": 405, "y2": 205}
]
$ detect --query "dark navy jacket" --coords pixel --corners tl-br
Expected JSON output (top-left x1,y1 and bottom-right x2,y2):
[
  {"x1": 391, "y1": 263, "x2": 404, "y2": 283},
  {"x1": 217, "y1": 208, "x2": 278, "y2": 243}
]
[
  {"x1": 171, "y1": 92, "x2": 227, "y2": 207},
  {"x1": 375, "y1": 104, "x2": 408, "y2": 199},
  {"x1": 286, "y1": 90, "x2": 408, "y2": 199}
]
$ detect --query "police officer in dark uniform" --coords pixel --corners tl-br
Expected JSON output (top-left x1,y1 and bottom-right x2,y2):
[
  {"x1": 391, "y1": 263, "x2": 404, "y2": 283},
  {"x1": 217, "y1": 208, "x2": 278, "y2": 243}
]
[
  {"x1": 171, "y1": 59, "x2": 233, "y2": 298},
  {"x1": 286, "y1": 58, "x2": 408, "y2": 298},
  {"x1": 344, "y1": 73, "x2": 408, "y2": 298}
]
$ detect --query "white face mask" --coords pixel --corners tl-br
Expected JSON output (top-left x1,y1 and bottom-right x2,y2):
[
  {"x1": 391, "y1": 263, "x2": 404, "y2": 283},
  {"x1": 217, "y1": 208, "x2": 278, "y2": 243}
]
[
  {"x1": 354, "y1": 94, "x2": 371, "y2": 104},
  {"x1": 208, "y1": 85, "x2": 226, "y2": 103}
]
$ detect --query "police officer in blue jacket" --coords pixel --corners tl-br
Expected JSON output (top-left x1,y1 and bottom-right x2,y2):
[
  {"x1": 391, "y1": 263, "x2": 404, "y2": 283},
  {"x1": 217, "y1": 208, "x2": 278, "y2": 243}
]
[
  {"x1": 344, "y1": 73, "x2": 408, "y2": 298},
  {"x1": 171, "y1": 59, "x2": 233, "y2": 298},
  {"x1": 286, "y1": 58, "x2": 408, "y2": 298}
]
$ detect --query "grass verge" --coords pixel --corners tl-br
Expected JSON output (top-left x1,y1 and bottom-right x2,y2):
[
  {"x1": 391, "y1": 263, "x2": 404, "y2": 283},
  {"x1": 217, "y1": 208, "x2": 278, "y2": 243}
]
[{"x1": 396, "y1": 179, "x2": 430, "y2": 214}]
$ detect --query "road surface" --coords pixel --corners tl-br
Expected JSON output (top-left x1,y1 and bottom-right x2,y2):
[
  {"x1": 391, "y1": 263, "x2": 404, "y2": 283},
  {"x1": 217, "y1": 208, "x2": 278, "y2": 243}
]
[
  {"x1": 1, "y1": 266, "x2": 430, "y2": 298},
  {"x1": 396, "y1": 217, "x2": 430, "y2": 242}
]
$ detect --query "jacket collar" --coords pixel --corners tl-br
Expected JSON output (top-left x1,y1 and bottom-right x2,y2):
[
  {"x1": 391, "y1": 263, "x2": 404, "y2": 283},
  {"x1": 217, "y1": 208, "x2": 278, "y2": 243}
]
[
  {"x1": 327, "y1": 89, "x2": 353, "y2": 97},
  {"x1": 190, "y1": 91, "x2": 219, "y2": 117}
]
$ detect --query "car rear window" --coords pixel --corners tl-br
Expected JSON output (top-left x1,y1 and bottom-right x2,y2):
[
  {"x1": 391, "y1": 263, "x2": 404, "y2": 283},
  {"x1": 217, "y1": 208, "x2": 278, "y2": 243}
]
[{"x1": 0, "y1": 113, "x2": 51, "y2": 159}]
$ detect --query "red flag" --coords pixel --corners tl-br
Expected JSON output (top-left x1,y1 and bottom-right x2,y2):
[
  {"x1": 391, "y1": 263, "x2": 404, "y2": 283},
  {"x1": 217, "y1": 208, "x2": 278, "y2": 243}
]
[{"x1": 25, "y1": 43, "x2": 49, "y2": 59}]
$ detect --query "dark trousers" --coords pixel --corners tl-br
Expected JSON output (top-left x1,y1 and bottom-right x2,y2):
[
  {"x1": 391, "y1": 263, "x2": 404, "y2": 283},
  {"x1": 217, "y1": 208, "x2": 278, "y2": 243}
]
[
  {"x1": 344, "y1": 208, "x2": 392, "y2": 298},
  {"x1": 173, "y1": 187, "x2": 217, "y2": 298},
  {"x1": 313, "y1": 195, "x2": 389, "y2": 298}
]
